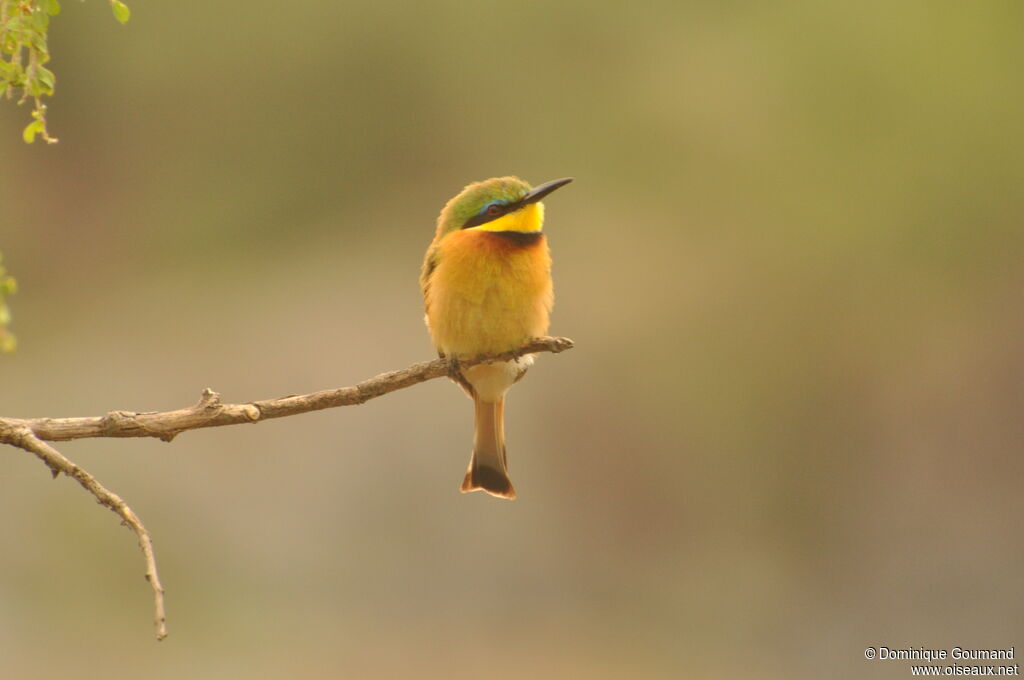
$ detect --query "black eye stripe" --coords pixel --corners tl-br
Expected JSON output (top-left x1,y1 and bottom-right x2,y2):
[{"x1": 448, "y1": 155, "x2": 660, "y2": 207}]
[{"x1": 461, "y1": 201, "x2": 519, "y2": 229}]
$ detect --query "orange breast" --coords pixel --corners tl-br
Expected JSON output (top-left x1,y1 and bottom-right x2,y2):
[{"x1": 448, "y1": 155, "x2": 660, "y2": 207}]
[{"x1": 425, "y1": 230, "x2": 553, "y2": 357}]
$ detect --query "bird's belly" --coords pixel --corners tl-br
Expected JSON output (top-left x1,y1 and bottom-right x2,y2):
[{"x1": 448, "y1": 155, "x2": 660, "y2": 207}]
[{"x1": 428, "y1": 231, "x2": 552, "y2": 358}]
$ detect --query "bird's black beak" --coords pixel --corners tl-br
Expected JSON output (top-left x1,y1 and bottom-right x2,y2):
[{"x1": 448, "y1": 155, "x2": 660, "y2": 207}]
[{"x1": 521, "y1": 177, "x2": 573, "y2": 205}]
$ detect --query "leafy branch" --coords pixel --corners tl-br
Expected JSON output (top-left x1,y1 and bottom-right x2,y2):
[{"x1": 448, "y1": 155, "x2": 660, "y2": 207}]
[
  {"x1": 0, "y1": 0, "x2": 130, "y2": 144},
  {"x1": 0, "y1": 336, "x2": 575, "y2": 640}
]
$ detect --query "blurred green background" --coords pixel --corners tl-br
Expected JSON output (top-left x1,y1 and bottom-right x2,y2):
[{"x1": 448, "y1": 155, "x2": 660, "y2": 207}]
[{"x1": 2, "y1": 1, "x2": 1022, "y2": 678}]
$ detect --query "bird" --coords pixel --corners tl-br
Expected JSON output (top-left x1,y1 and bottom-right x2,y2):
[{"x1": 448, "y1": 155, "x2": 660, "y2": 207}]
[{"x1": 421, "y1": 176, "x2": 572, "y2": 499}]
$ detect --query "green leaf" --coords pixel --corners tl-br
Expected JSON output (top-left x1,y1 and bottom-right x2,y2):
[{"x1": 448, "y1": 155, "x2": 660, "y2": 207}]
[
  {"x1": 36, "y1": 65, "x2": 55, "y2": 93},
  {"x1": 41, "y1": 0, "x2": 62, "y2": 16},
  {"x1": 111, "y1": 0, "x2": 131, "y2": 24},
  {"x1": 22, "y1": 119, "x2": 43, "y2": 143},
  {"x1": 32, "y1": 9, "x2": 51, "y2": 32}
]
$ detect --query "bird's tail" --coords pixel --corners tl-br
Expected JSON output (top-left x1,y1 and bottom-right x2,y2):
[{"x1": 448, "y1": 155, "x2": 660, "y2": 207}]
[{"x1": 461, "y1": 395, "x2": 516, "y2": 499}]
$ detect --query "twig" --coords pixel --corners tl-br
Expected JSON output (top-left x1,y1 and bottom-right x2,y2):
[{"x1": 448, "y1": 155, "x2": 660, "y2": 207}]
[
  {"x1": 0, "y1": 335, "x2": 574, "y2": 639},
  {"x1": 0, "y1": 423, "x2": 167, "y2": 640}
]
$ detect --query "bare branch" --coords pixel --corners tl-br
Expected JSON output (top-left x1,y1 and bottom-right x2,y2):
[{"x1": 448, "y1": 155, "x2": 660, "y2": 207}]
[
  {"x1": 3, "y1": 336, "x2": 574, "y2": 443},
  {"x1": 0, "y1": 423, "x2": 167, "y2": 640},
  {"x1": 0, "y1": 335, "x2": 573, "y2": 640}
]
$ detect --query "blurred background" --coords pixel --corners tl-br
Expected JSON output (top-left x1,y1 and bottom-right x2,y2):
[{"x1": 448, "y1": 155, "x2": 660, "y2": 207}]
[{"x1": 1, "y1": 1, "x2": 1022, "y2": 678}]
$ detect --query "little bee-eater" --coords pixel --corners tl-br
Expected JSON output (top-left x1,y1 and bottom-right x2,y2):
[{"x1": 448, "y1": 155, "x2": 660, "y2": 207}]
[{"x1": 421, "y1": 176, "x2": 572, "y2": 500}]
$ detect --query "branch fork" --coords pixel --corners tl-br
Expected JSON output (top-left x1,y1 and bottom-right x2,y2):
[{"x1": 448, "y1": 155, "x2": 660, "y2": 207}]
[{"x1": 0, "y1": 336, "x2": 574, "y2": 640}]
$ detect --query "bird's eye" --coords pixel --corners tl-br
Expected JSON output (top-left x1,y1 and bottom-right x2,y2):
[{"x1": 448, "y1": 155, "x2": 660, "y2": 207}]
[{"x1": 485, "y1": 204, "x2": 502, "y2": 216}]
